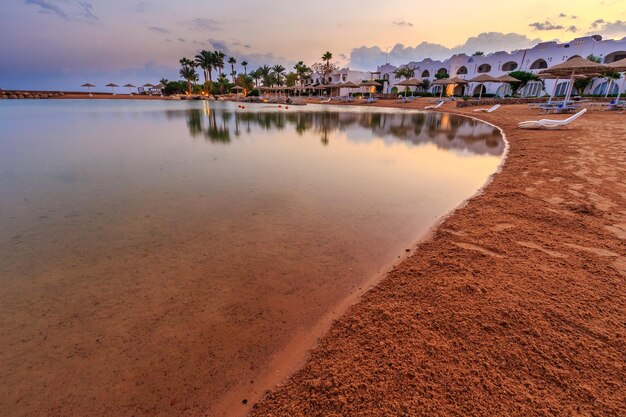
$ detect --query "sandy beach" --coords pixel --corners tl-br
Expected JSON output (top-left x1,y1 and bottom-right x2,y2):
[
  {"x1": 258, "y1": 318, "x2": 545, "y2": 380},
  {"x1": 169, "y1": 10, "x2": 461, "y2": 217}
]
[{"x1": 249, "y1": 99, "x2": 626, "y2": 416}]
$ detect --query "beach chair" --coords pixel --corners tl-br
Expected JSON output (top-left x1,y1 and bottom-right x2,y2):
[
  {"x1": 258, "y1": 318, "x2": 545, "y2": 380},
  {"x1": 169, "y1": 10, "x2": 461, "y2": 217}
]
[
  {"x1": 320, "y1": 97, "x2": 331, "y2": 103},
  {"x1": 473, "y1": 104, "x2": 501, "y2": 113},
  {"x1": 424, "y1": 101, "x2": 444, "y2": 110},
  {"x1": 518, "y1": 108, "x2": 587, "y2": 129},
  {"x1": 365, "y1": 97, "x2": 378, "y2": 103}
]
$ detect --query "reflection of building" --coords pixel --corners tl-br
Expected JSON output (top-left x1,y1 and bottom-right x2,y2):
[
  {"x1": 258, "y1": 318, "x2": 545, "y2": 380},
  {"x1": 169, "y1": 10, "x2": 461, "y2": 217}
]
[
  {"x1": 379, "y1": 35, "x2": 626, "y2": 97},
  {"x1": 165, "y1": 104, "x2": 504, "y2": 156}
]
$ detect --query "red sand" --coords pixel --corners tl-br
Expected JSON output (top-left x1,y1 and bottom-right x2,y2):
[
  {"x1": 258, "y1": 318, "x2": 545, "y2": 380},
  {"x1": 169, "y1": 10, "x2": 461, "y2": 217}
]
[{"x1": 249, "y1": 100, "x2": 626, "y2": 416}]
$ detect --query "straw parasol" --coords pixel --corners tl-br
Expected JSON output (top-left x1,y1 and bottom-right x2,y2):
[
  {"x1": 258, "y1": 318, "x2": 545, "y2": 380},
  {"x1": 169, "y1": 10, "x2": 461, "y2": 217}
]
[
  {"x1": 539, "y1": 56, "x2": 609, "y2": 102},
  {"x1": 432, "y1": 77, "x2": 466, "y2": 98},
  {"x1": 608, "y1": 58, "x2": 626, "y2": 102},
  {"x1": 231, "y1": 85, "x2": 243, "y2": 97},
  {"x1": 105, "y1": 83, "x2": 119, "y2": 95},
  {"x1": 468, "y1": 74, "x2": 501, "y2": 99},
  {"x1": 123, "y1": 83, "x2": 136, "y2": 95},
  {"x1": 497, "y1": 74, "x2": 520, "y2": 83},
  {"x1": 360, "y1": 80, "x2": 382, "y2": 98},
  {"x1": 539, "y1": 73, "x2": 586, "y2": 103},
  {"x1": 81, "y1": 83, "x2": 95, "y2": 96},
  {"x1": 341, "y1": 81, "x2": 360, "y2": 97},
  {"x1": 495, "y1": 74, "x2": 520, "y2": 97},
  {"x1": 395, "y1": 78, "x2": 422, "y2": 96}
]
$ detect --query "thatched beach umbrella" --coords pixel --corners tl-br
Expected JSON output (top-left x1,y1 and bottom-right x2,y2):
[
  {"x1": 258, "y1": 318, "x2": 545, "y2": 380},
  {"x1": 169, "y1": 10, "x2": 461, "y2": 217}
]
[
  {"x1": 497, "y1": 74, "x2": 520, "y2": 83},
  {"x1": 231, "y1": 85, "x2": 244, "y2": 97},
  {"x1": 539, "y1": 56, "x2": 609, "y2": 102},
  {"x1": 340, "y1": 81, "x2": 359, "y2": 97},
  {"x1": 395, "y1": 78, "x2": 422, "y2": 96},
  {"x1": 608, "y1": 58, "x2": 626, "y2": 102},
  {"x1": 539, "y1": 73, "x2": 586, "y2": 103},
  {"x1": 123, "y1": 83, "x2": 136, "y2": 95},
  {"x1": 468, "y1": 74, "x2": 501, "y2": 99},
  {"x1": 433, "y1": 78, "x2": 466, "y2": 99},
  {"x1": 360, "y1": 80, "x2": 382, "y2": 98},
  {"x1": 81, "y1": 83, "x2": 95, "y2": 96},
  {"x1": 143, "y1": 83, "x2": 155, "y2": 95},
  {"x1": 105, "y1": 83, "x2": 119, "y2": 95},
  {"x1": 495, "y1": 74, "x2": 519, "y2": 97}
]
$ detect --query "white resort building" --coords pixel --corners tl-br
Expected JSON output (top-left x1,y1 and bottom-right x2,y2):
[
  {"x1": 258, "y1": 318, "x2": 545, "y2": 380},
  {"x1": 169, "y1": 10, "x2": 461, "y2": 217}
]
[{"x1": 375, "y1": 35, "x2": 626, "y2": 98}]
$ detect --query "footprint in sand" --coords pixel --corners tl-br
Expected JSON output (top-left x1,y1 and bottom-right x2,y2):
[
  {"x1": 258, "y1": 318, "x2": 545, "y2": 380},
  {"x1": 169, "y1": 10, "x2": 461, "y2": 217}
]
[
  {"x1": 565, "y1": 243, "x2": 626, "y2": 276},
  {"x1": 492, "y1": 223, "x2": 516, "y2": 232},
  {"x1": 516, "y1": 241, "x2": 567, "y2": 258},
  {"x1": 605, "y1": 224, "x2": 626, "y2": 240},
  {"x1": 543, "y1": 196, "x2": 565, "y2": 205},
  {"x1": 454, "y1": 242, "x2": 503, "y2": 258}
]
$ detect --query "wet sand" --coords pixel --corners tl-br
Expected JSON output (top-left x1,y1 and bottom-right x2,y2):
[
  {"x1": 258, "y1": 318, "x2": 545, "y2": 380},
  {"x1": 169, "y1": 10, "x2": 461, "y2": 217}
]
[{"x1": 250, "y1": 100, "x2": 626, "y2": 416}]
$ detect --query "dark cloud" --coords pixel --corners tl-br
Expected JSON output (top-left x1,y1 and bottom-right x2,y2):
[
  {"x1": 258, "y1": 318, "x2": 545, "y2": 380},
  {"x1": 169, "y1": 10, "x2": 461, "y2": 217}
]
[
  {"x1": 243, "y1": 44, "x2": 251, "y2": 49},
  {"x1": 201, "y1": 39, "x2": 294, "y2": 73},
  {"x1": 177, "y1": 38, "x2": 186, "y2": 43},
  {"x1": 591, "y1": 19, "x2": 605, "y2": 29},
  {"x1": 25, "y1": 0, "x2": 68, "y2": 20},
  {"x1": 393, "y1": 19, "x2": 414, "y2": 27},
  {"x1": 78, "y1": 1, "x2": 97, "y2": 21},
  {"x1": 187, "y1": 18, "x2": 222, "y2": 31},
  {"x1": 349, "y1": 32, "x2": 541, "y2": 71},
  {"x1": 147, "y1": 26, "x2": 169, "y2": 33},
  {"x1": 529, "y1": 21, "x2": 564, "y2": 31},
  {"x1": 589, "y1": 19, "x2": 626, "y2": 35},
  {"x1": 559, "y1": 13, "x2": 566, "y2": 18}
]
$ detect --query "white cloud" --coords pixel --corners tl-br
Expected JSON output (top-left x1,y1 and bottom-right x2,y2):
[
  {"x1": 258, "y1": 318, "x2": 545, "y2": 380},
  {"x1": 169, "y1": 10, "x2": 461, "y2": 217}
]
[{"x1": 348, "y1": 32, "x2": 541, "y2": 71}]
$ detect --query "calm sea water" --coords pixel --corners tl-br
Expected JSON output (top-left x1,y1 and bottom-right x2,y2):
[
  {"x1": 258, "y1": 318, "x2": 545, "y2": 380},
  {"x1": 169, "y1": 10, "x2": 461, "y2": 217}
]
[{"x1": 0, "y1": 100, "x2": 504, "y2": 416}]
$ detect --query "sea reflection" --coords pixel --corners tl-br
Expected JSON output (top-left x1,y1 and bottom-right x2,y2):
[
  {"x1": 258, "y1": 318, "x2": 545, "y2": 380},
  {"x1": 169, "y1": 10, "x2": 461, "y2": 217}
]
[{"x1": 164, "y1": 104, "x2": 504, "y2": 155}]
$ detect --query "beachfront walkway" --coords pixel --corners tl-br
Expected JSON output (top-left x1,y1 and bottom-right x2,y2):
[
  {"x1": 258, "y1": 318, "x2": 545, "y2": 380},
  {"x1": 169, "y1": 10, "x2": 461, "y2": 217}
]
[{"x1": 250, "y1": 101, "x2": 626, "y2": 416}]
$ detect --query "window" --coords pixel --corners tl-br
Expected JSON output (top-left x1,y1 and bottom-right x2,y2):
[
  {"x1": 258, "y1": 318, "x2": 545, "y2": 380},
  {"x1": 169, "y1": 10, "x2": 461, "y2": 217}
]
[
  {"x1": 456, "y1": 66, "x2": 468, "y2": 75},
  {"x1": 477, "y1": 64, "x2": 491, "y2": 73},
  {"x1": 501, "y1": 61, "x2": 518, "y2": 71},
  {"x1": 529, "y1": 59, "x2": 548, "y2": 70}
]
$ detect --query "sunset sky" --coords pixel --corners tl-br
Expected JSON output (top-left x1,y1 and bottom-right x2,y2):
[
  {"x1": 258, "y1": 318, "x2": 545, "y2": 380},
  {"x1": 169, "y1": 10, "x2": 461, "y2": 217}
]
[{"x1": 1, "y1": 0, "x2": 625, "y2": 90}]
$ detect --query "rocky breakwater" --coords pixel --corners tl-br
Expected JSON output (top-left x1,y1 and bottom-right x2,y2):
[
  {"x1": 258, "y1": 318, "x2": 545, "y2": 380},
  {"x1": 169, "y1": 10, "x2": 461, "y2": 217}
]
[{"x1": 0, "y1": 90, "x2": 65, "y2": 99}]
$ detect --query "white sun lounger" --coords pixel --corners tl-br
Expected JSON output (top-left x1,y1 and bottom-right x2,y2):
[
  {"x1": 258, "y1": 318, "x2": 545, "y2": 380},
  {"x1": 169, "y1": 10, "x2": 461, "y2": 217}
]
[
  {"x1": 518, "y1": 108, "x2": 587, "y2": 129},
  {"x1": 473, "y1": 104, "x2": 501, "y2": 113},
  {"x1": 424, "y1": 101, "x2": 443, "y2": 110}
]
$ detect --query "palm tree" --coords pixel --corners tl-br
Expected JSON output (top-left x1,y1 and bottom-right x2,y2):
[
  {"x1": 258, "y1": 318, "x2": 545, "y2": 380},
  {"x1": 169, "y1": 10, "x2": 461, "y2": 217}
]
[
  {"x1": 294, "y1": 61, "x2": 312, "y2": 86},
  {"x1": 241, "y1": 61, "x2": 248, "y2": 75},
  {"x1": 250, "y1": 69, "x2": 261, "y2": 87},
  {"x1": 214, "y1": 51, "x2": 225, "y2": 76},
  {"x1": 322, "y1": 51, "x2": 333, "y2": 65},
  {"x1": 179, "y1": 57, "x2": 195, "y2": 68},
  {"x1": 179, "y1": 65, "x2": 198, "y2": 94},
  {"x1": 258, "y1": 65, "x2": 273, "y2": 86},
  {"x1": 194, "y1": 50, "x2": 215, "y2": 89},
  {"x1": 217, "y1": 73, "x2": 229, "y2": 93},
  {"x1": 272, "y1": 64, "x2": 286, "y2": 86},
  {"x1": 228, "y1": 57, "x2": 237, "y2": 83}
]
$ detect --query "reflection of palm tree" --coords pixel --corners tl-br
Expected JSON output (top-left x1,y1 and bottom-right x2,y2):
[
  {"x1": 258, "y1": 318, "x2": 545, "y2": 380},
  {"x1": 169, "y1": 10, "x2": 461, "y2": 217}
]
[
  {"x1": 206, "y1": 110, "x2": 231, "y2": 143},
  {"x1": 186, "y1": 110, "x2": 204, "y2": 137},
  {"x1": 175, "y1": 107, "x2": 502, "y2": 154}
]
